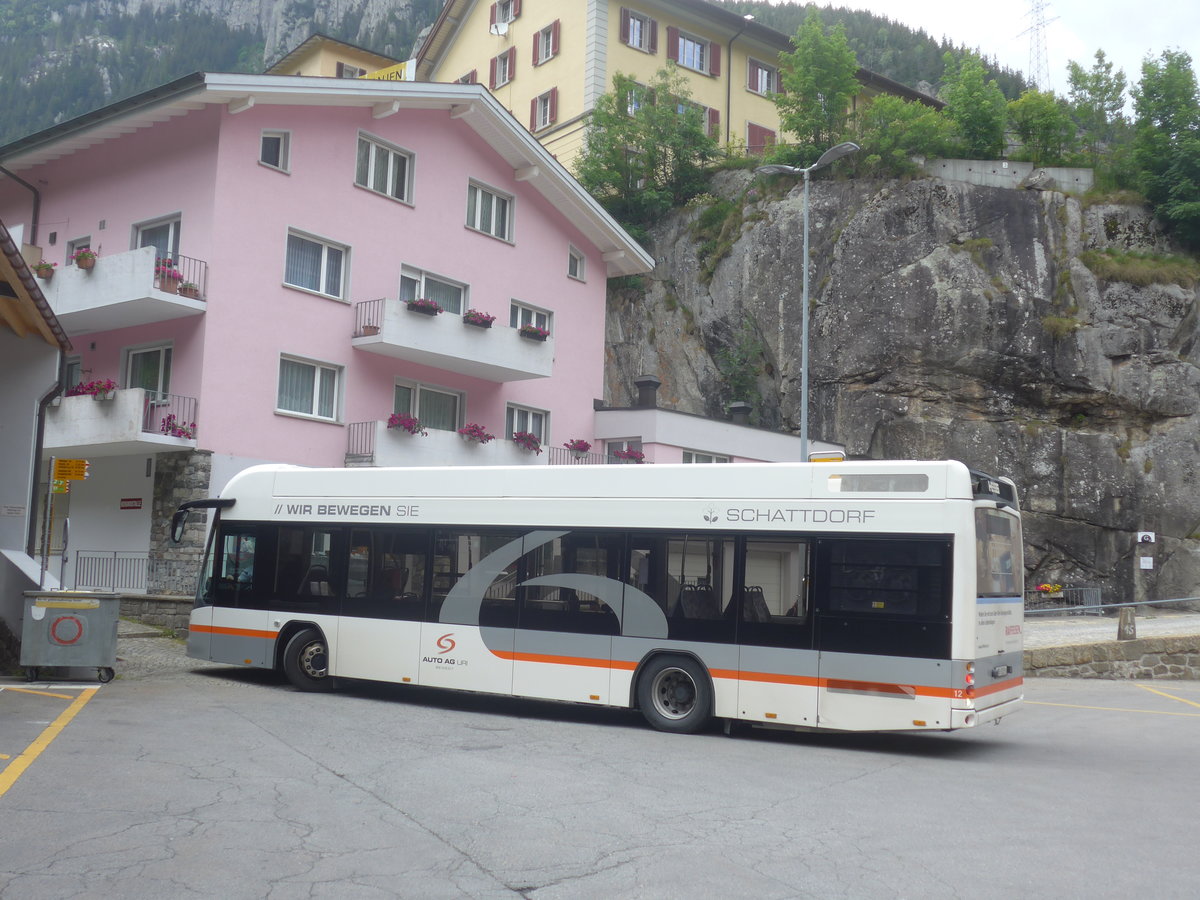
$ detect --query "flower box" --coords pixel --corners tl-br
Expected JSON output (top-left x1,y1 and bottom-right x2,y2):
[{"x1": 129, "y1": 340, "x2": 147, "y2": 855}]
[
  {"x1": 518, "y1": 324, "x2": 550, "y2": 341},
  {"x1": 512, "y1": 431, "x2": 543, "y2": 454},
  {"x1": 179, "y1": 283, "x2": 201, "y2": 300},
  {"x1": 34, "y1": 262, "x2": 56, "y2": 281},
  {"x1": 457, "y1": 423, "x2": 495, "y2": 444},
  {"x1": 359, "y1": 324, "x2": 380, "y2": 336},
  {"x1": 463, "y1": 309, "x2": 496, "y2": 328},
  {"x1": 406, "y1": 298, "x2": 443, "y2": 316}
]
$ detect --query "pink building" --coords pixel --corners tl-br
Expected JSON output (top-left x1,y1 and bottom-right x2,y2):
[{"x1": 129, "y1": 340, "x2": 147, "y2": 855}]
[{"x1": 0, "y1": 74, "x2": 652, "y2": 592}]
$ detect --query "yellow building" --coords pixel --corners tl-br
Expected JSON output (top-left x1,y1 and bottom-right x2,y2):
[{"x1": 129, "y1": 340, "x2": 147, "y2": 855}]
[
  {"x1": 415, "y1": 0, "x2": 938, "y2": 170},
  {"x1": 266, "y1": 33, "x2": 406, "y2": 79}
]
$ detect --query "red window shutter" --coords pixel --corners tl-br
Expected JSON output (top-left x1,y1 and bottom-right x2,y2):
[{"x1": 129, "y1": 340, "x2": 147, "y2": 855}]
[
  {"x1": 489, "y1": 56, "x2": 498, "y2": 89},
  {"x1": 507, "y1": 46, "x2": 516, "y2": 78},
  {"x1": 549, "y1": 86, "x2": 558, "y2": 124},
  {"x1": 512, "y1": 0, "x2": 521, "y2": 17},
  {"x1": 667, "y1": 26, "x2": 679, "y2": 61},
  {"x1": 707, "y1": 107, "x2": 720, "y2": 139},
  {"x1": 748, "y1": 59, "x2": 759, "y2": 91},
  {"x1": 532, "y1": 30, "x2": 540, "y2": 65},
  {"x1": 709, "y1": 42, "x2": 721, "y2": 76},
  {"x1": 620, "y1": 8, "x2": 630, "y2": 44},
  {"x1": 747, "y1": 123, "x2": 764, "y2": 155},
  {"x1": 468, "y1": 69, "x2": 477, "y2": 84},
  {"x1": 648, "y1": 19, "x2": 658, "y2": 53},
  {"x1": 551, "y1": 20, "x2": 560, "y2": 56},
  {"x1": 530, "y1": 97, "x2": 538, "y2": 130},
  {"x1": 490, "y1": 2, "x2": 497, "y2": 26}
]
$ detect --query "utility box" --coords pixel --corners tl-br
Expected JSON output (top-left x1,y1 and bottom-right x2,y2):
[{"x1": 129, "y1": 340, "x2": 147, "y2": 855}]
[{"x1": 20, "y1": 592, "x2": 118, "y2": 682}]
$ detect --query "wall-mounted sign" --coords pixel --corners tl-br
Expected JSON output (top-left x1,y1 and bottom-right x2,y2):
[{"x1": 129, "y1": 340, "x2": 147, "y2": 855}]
[{"x1": 120, "y1": 498, "x2": 143, "y2": 510}]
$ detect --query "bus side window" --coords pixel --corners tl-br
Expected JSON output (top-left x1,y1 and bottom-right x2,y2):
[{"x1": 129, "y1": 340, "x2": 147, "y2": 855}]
[{"x1": 211, "y1": 528, "x2": 257, "y2": 608}]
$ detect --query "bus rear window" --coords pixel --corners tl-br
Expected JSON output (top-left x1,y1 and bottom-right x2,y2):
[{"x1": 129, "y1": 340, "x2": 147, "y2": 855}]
[{"x1": 976, "y1": 509, "x2": 1021, "y2": 596}]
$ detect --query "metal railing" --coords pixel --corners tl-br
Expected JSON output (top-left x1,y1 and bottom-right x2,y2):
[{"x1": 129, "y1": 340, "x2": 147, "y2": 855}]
[
  {"x1": 142, "y1": 392, "x2": 199, "y2": 440},
  {"x1": 1024, "y1": 586, "x2": 1103, "y2": 615},
  {"x1": 354, "y1": 298, "x2": 385, "y2": 336},
  {"x1": 73, "y1": 551, "x2": 164, "y2": 592},
  {"x1": 155, "y1": 253, "x2": 208, "y2": 300},
  {"x1": 546, "y1": 446, "x2": 652, "y2": 465},
  {"x1": 347, "y1": 421, "x2": 376, "y2": 464}
]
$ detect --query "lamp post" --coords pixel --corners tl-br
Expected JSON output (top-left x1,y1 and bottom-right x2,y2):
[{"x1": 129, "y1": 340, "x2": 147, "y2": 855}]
[{"x1": 755, "y1": 141, "x2": 860, "y2": 458}]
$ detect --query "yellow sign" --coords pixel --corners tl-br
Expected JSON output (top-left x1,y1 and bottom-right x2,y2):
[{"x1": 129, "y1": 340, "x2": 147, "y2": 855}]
[
  {"x1": 363, "y1": 60, "x2": 414, "y2": 82},
  {"x1": 53, "y1": 459, "x2": 90, "y2": 480}
]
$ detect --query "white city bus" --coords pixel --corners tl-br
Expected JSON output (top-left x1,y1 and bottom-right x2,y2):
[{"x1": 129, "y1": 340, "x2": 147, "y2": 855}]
[{"x1": 172, "y1": 460, "x2": 1023, "y2": 734}]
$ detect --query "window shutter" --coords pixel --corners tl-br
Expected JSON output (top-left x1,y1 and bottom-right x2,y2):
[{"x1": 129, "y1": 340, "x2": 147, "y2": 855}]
[
  {"x1": 530, "y1": 97, "x2": 538, "y2": 130},
  {"x1": 468, "y1": 68, "x2": 477, "y2": 84},
  {"x1": 490, "y1": 2, "x2": 497, "y2": 26},
  {"x1": 648, "y1": 19, "x2": 658, "y2": 53},
  {"x1": 532, "y1": 30, "x2": 540, "y2": 65},
  {"x1": 620, "y1": 8, "x2": 630, "y2": 44},
  {"x1": 666, "y1": 26, "x2": 679, "y2": 61},
  {"x1": 549, "y1": 86, "x2": 558, "y2": 124},
  {"x1": 709, "y1": 42, "x2": 721, "y2": 76},
  {"x1": 507, "y1": 46, "x2": 516, "y2": 78},
  {"x1": 707, "y1": 107, "x2": 720, "y2": 140},
  {"x1": 512, "y1": 0, "x2": 521, "y2": 16},
  {"x1": 748, "y1": 59, "x2": 759, "y2": 90},
  {"x1": 551, "y1": 20, "x2": 560, "y2": 56},
  {"x1": 489, "y1": 56, "x2": 498, "y2": 89}
]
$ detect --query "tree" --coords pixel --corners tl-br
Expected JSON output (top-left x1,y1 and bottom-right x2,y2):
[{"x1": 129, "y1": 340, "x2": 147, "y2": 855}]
[
  {"x1": 1008, "y1": 89, "x2": 1077, "y2": 165},
  {"x1": 773, "y1": 8, "x2": 861, "y2": 160},
  {"x1": 575, "y1": 66, "x2": 718, "y2": 243},
  {"x1": 1067, "y1": 49, "x2": 1127, "y2": 161},
  {"x1": 853, "y1": 94, "x2": 951, "y2": 176},
  {"x1": 940, "y1": 51, "x2": 1008, "y2": 158},
  {"x1": 1132, "y1": 50, "x2": 1200, "y2": 247}
]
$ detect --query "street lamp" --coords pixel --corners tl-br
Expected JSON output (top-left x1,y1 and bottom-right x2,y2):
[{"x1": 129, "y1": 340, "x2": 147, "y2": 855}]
[{"x1": 755, "y1": 141, "x2": 860, "y2": 458}]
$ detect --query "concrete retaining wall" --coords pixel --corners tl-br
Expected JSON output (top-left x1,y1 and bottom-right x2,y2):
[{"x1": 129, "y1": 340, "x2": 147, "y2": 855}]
[
  {"x1": 1025, "y1": 635, "x2": 1200, "y2": 679},
  {"x1": 120, "y1": 595, "x2": 192, "y2": 636}
]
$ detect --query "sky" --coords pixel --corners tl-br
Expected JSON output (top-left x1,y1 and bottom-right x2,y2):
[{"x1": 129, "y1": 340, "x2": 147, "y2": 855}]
[{"x1": 790, "y1": 1, "x2": 1199, "y2": 98}]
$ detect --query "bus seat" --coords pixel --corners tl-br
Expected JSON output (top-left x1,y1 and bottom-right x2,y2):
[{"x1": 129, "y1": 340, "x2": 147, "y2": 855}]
[
  {"x1": 300, "y1": 565, "x2": 332, "y2": 597},
  {"x1": 678, "y1": 584, "x2": 717, "y2": 619},
  {"x1": 742, "y1": 586, "x2": 771, "y2": 622}
]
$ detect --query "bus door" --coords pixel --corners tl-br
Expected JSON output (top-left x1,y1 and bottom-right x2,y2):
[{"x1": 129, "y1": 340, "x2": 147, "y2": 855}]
[
  {"x1": 198, "y1": 525, "x2": 272, "y2": 666},
  {"x1": 421, "y1": 529, "x2": 522, "y2": 695},
  {"x1": 814, "y1": 537, "x2": 955, "y2": 731},
  {"x1": 735, "y1": 538, "x2": 818, "y2": 728},
  {"x1": 335, "y1": 528, "x2": 427, "y2": 684},
  {"x1": 512, "y1": 531, "x2": 623, "y2": 705}
]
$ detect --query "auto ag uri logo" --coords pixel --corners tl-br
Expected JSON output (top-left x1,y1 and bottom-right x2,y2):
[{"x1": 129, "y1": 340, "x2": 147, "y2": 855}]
[
  {"x1": 702, "y1": 506, "x2": 719, "y2": 524},
  {"x1": 436, "y1": 633, "x2": 457, "y2": 654}
]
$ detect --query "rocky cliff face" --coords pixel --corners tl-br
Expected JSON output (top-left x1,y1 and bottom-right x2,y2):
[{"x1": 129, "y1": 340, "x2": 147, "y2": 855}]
[{"x1": 607, "y1": 170, "x2": 1200, "y2": 604}]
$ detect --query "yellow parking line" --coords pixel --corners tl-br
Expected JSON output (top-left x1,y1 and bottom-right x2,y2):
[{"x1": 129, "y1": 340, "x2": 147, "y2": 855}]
[
  {"x1": 2, "y1": 688, "x2": 77, "y2": 700},
  {"x1": 1136, "y1": 684, "x2": 1200, "y2": 709},
  {"x1": 1027, "y1": 700, "x2": 1200, "y2": 717},
  {"x1": 0, "y1": 687, "x2": 99, "y2": 798}
]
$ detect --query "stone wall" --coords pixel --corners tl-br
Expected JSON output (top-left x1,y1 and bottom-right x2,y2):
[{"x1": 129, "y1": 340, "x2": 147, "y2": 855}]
[
  {"x1": 148, "y1": 450, "x2": 213, "y2": 596},
  {"x1": 119, "y1": 595, "x2": 192, "y2": 636},
  {"x1": 1025, "y1": 635, "x2": 1200, "y2": 679}
]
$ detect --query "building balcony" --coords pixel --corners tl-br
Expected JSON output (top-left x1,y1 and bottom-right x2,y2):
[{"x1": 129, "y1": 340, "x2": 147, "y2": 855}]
[
  {"x1": 346, "y1": 421, "x2": 548, "y2": 467},
  {"x1": 45, "y1": 389, "x2": 199, "y2": 458},
  {"x1": 351, "y1": 298, "x2": 552, "y2": 382},
  {"x1": 36, "y1": 246, "x2": 207, "y2": 334}
]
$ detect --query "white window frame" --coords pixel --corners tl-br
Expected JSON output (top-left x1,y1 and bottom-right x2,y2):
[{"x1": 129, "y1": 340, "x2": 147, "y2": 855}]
[
  {"x1": 677, "y1": 31, "x2": 707, "y2": 73},
  {"x1": 394, "y1": 380, "x2": 463, "y2": 432},
  {"x1": 626, "y1": 11, "x2": 653, "y2": 52},
  {"x1": 66, "y1": 236, "x2": 92, "y2": 267},
  {"x1": 747, "y1": 58, "x2": 778, "y2": 95},
  {"x1": 336, "y1": 62, "x2": 366, "y2": 79},
  {"x1": 509, "y1": 301, "x2": 549, "y2": 332},
  {"x1": 493, "y1": 49, "x2": 513, "y2": 88},
  {"x1": 495, "y1": 0, "x2": 517, "y2": 25},
  {"x1": 466, "y1": 181, "x2": 513, "y2": 242},
  {"x1": 683, "y1": 450, "x2": 730, "y2": 464},
  {"x1": 284, "y1": 229, "x2": 348, "y2": 300},
  {"x1": 355, "y1": 132, "x2": 414, "y2": 204},
  {"x1": 534, "y1": 91, "x2": 555, "y2": 130},
  {"x1": 400, "y1": 266, "x2": 467, "y2": 315},
  {"x1": 277, "y1": 355, "x2": 341, "y2": 422},
  {"x1": 124, "y1": 341, "x2": 173, "y2": 402},
  {"x1": 260, "y1": 130, "x2": 290, "y2": 171},
  {"x1": 567, "y1": 246, "x2": 585, "y2": 282},
  {"x1": 506, "y1": 404, "x2": 547, "y2": 442},
  {"x1": 64, "y1": 356, "x2": 83, "y2": 391},
  {"x1": 536, "y1": 23, "x2": 556, "y2": 64},
  {"x1": 135, "y1": 215, "x2": 182, "y2": 261}
]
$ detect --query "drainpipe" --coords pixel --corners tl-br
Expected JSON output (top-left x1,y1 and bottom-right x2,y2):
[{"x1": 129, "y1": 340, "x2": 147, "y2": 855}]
[
  {"x1": 0, "y1": 163, "x2": 41, "y2": 245},
  {"x1": 725, "y1": 15, "x2": 754, "y2": 146},
  {"x1": 28, "y1": 357, "x2": 67, "y2": 560}
]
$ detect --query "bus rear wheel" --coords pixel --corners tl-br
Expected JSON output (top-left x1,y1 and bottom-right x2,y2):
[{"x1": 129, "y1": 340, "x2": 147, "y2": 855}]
[
  {"x1": 637, "y1": 655, "x2": 712, "y2": 734},
  {"x1": 282, "y1": 628, "x2": 334, "y2": 692}
]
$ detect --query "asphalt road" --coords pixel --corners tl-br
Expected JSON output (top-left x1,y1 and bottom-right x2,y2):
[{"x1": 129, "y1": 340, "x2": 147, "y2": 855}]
[{"x1": 2, "y1": 652, "x2": 1199, "y2": 899}]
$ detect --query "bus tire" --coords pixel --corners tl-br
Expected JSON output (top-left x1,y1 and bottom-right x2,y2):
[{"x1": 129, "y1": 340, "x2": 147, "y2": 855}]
[
  {"x1": 282, "y1": 627, "x2": 334, "y2": 692},
  {"x1": 637, "y1": 655, "x2": 713, "y2": 734}
]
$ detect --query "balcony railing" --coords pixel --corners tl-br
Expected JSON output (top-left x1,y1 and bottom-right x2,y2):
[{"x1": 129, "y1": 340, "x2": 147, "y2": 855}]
[
  {"x1": 354, "y1": 298, "x2": 384, "y2": 336},
  {"x1": 154, "y1": 253, "x2": 208, "y2": 300},
  {"x1": 344, "y1": 425, "x2": 649, "y2": 468},
  {"x1": 141, "y1": 392, "x2": 199, "y2": 440},
  {"x1": 73, "y1": 551, "x2": 164, "y2": 593}
]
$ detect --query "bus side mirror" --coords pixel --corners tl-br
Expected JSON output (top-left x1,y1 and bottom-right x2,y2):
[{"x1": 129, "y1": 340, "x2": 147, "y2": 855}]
[{"x1": 171, "y1": 509, "x2": 190, "y2": 544}]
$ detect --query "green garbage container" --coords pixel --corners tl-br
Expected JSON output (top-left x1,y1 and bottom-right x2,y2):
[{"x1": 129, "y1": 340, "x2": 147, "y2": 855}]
[{"x1": 20, "y1": 592, "x2": 118, "y2": 683}]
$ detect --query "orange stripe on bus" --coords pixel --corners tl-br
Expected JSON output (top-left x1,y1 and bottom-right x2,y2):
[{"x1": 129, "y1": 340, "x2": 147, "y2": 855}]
[
  {"x1": 191, "y1": 624, "x2": 279, "y2": 640},
  {"x1": 975, "y1": 676, "x2": 1024, "y2": 697}
]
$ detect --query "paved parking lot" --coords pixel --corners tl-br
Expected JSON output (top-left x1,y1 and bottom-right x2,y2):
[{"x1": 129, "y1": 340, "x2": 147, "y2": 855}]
[{"x1": 3, "y1": 631, "x2": 1200, "y2": 899}]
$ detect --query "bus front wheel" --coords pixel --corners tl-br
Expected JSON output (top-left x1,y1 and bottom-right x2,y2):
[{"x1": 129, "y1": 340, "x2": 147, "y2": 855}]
[
  {"x1": 637, "y1": 655, "x2": 712, "y2": 734},
  {"x1": 282, "y1": 628, "x2": 334, "y2": 692}
]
